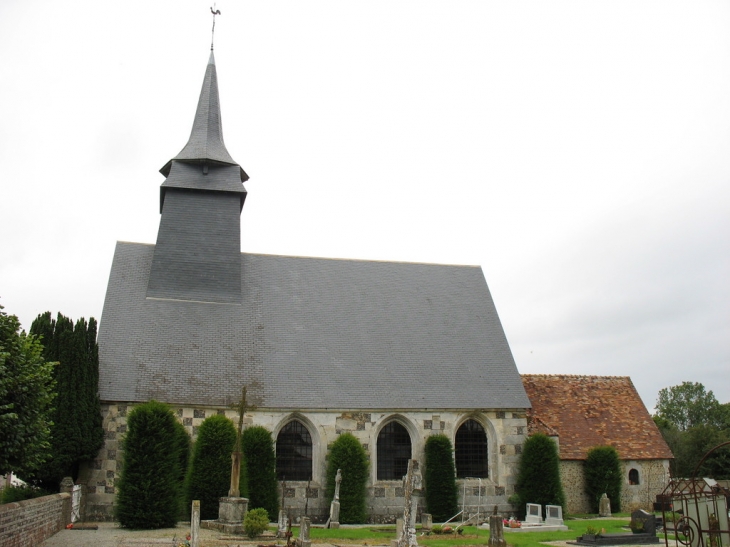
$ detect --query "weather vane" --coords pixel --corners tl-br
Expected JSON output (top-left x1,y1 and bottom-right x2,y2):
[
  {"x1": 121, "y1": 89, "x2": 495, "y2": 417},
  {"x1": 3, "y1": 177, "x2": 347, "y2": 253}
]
[{"x1": 210, "y1": 4, "x2": 221, "y2": 51}]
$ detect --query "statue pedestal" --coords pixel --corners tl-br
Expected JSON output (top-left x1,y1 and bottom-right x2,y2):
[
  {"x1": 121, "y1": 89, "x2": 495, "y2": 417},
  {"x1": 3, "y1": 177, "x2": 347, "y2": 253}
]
[{"x1": 201, "y1": 497, "x2": 248, "y2": 534}]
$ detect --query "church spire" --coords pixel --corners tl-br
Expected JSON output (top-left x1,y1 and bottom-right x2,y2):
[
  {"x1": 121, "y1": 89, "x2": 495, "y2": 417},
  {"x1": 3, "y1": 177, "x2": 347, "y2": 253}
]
[
  {"x1": 147, "y1": 47, "x2": 247, "y2": 304},
  {"x1": 160, "y1": 51, "x2": 247, "y2": 182}
]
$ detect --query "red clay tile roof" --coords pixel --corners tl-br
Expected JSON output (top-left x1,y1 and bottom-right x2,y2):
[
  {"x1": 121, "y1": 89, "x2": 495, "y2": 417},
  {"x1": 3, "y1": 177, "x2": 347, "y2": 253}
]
[{"x1": 522, "y1": 374, "x2": 673, "y2": 461}]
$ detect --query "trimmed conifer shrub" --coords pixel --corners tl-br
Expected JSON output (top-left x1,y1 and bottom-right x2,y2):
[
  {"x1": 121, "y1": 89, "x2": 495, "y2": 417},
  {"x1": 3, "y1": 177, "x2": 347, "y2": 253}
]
[
  {"x1": 185, "y1": 414, "x2": 243, "y2": 520},
  {"x1": 325, "y1": 432, "x2": 369, "y2": 524},
  {"x1": 515, "y1": 433, "x2": 566, "y2": 519},
  {"x1": 584, "y1": 445, "x2": 622, "y2": 512},
  {"x1": 241, "y1": 426, "x2": 278, "y2": 520},
  {"x1": 116, "y1": 401, "x2": 183, "y2": 528},
  {"x1": 424, "y1": 434, "x2": 458, "y2": 522}
]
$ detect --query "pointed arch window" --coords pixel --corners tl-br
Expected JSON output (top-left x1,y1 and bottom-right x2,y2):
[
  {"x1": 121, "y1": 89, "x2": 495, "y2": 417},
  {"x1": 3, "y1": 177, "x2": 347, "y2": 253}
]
[
  {"x1": 276, "y1": 420, "x2": 313, "y2": 481},
  {"x1": 455, "y1": 419, "x2": 488, "y2": 478},
  {"x1": 377, "y1": 421, "x2": 412, "y2": 480}
]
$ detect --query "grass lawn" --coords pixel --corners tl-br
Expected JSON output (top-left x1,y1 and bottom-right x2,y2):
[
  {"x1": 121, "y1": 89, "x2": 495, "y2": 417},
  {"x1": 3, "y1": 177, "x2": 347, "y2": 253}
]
[{"x1": 298, "y1": 518, "x2": 634, "y2": 547}]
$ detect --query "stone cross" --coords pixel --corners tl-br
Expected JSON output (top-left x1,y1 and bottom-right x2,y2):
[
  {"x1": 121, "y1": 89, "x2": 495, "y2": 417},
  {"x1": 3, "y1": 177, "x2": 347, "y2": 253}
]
[
  {"x1": 327, "y1": 469, "x2": 342, "y2": 528},
  {"x1": 228, "y1": 386, "x2": 255, "y2": 497},
  {"x1": 334, "y1": 469, "x2": 342, "y2": 500},
  {"x1": 397, "y1": 459, "x2": 422, "y2": 547}
]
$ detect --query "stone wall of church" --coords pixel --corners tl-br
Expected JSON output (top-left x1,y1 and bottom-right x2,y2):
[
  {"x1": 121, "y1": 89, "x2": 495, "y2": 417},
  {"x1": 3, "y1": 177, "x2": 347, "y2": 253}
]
[
  {"x1": 620, "y1": 459, "x2": 670, "y2": 513},
  {"x1": 81, "y1": 403, "x2": 527, "y2": 523},
  {"x1": 559, "y1": 459, "x2": 671, "y2": 515}
]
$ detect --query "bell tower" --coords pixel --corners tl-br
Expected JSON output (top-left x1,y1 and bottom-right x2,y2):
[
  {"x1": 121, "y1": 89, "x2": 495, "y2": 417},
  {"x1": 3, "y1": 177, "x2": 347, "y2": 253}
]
[{"x1": 146, "y1": 51, "x2": 248, "y2": 304}]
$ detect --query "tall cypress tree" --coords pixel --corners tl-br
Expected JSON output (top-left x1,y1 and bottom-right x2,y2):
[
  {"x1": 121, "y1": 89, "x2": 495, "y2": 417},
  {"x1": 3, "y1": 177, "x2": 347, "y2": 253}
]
[{"x1": 29, "y1": 312, "x2": 104, "y2": 487}]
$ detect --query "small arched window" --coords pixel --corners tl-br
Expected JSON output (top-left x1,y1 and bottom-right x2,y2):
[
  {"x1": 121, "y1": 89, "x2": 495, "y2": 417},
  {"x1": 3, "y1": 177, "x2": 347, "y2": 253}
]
[
  {"x1": 276, "y1": 420, "x2": 313, "y2": 481},
  {"x1": 455, "y1": 419, "x2": 489, "y2": 478},
  {"x1": 377, "y1": 422, "x2": 412, "y2": 480},
  {"x1": 628, "y1": 468, "x2": 640, "y2": 485}
]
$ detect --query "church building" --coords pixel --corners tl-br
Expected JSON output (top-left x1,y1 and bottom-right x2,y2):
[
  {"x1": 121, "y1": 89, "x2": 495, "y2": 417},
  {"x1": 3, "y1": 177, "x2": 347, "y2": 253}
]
[{"x1": 84, "y1": 50, "x2": 531, "y2": 521}]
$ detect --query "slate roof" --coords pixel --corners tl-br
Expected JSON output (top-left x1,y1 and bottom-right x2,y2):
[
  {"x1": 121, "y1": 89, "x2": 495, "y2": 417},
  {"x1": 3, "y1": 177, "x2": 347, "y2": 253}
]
[
  {"x1": 522, "y1": 374, "x2": 673, "y2": 461},
  {"x1": 98, "y1": 242, "x2": 531, "y2": 411}
]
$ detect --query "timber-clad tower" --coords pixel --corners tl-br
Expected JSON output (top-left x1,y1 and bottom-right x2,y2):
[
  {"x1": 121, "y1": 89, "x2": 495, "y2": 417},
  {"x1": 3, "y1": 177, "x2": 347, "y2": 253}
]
[{"x1": 146, "y1": 51, "x2": 248, "y2": 305}]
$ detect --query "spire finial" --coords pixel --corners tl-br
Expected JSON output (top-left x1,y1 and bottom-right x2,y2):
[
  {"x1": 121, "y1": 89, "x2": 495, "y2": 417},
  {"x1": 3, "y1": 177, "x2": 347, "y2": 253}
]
[{"x1": 210, "y1": 4, "x2": 221, "y2": 51}]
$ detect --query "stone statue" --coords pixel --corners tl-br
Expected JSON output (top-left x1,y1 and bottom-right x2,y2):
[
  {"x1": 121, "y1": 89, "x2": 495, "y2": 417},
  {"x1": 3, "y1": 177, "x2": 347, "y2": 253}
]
[
  {"x1": 334, "y1": 469, "x2": 342, "y2": 501},
  {"x1": 598, "y1": 493, "x2": 611, "y2": 517}
]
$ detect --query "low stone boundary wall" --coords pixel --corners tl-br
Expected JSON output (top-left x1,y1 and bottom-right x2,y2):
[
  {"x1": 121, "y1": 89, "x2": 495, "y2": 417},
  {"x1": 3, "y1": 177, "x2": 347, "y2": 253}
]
[{"x1": 0, "y1": 492, "x2": 71, "y2": 547}]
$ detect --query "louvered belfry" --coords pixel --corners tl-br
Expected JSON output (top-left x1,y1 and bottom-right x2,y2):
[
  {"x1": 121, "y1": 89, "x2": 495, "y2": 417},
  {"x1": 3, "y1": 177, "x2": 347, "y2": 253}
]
[{"x1": 147, "y1": 51, "x2": 248, "y2": 304}]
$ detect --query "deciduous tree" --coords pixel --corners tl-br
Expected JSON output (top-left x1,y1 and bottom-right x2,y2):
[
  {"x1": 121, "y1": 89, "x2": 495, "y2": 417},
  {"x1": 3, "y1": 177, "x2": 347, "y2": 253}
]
[
  {"x1": 0, "y1": 304, "x2": 55, "y2": 477},
  {"x1": 655, "y1": 382, "x2": 722, "y2": 431}
]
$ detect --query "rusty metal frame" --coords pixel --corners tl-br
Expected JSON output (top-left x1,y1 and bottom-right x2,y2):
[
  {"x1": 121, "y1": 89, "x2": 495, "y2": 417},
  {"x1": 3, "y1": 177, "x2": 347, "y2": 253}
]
[{"x1": 661, "y1": 441, "x2": 730, "y2": 547}]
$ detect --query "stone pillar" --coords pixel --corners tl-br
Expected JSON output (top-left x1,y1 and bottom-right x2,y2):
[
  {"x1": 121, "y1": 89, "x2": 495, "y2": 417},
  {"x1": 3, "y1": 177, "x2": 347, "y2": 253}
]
[
  {"x1": 218, "y1": 497, "x2": 248, "y2": 524},
  {"x1": 59, "y1": 477, "x2": 74, "y2": 525},
  {"x1": 296, "y1": 517, "x2": 312, "y2": 547},
  {"x1": 191, "y1": 500, "x2": 201, "y2": 547},
  {"x1": 488, "y1": 507, "x2": 506, "y2": 547},
  {"x1": 391, "y1": 518, "x2": 404, "y2": 547}
]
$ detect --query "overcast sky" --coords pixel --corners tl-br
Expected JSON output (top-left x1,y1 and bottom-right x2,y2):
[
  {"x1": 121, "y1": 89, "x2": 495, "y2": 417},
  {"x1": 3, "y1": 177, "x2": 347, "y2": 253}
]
[{"x1": 1, "y1": 1, "x2": 728, "y2": 410}]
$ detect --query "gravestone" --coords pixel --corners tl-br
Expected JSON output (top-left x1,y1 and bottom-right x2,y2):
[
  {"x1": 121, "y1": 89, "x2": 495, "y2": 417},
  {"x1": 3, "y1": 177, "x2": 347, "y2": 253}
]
[
  {"x1": 545, "y1": 505, "x2": 564, "y2": 526},
  {"x1": 488, "y1": 506, "x2": 506, "y2": 547},
  {"x1": 296, "y1": 517, "x2": 312, "y2": 547},
  {"x1": 525, "y1": 503, "x2": 543, "y2": 524},
  {"x1": 277, "y1": 510, "x2": 289, "y2": 538},
  {"x1": 421, "y1": 513, "x2": 432, "y2": 532},
  {"x1": 599, "y1": 493, "x2": 611, "y2": 517},
  {"x1": 630, "y1": 509, "x2": 656, "y2": 536}
]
